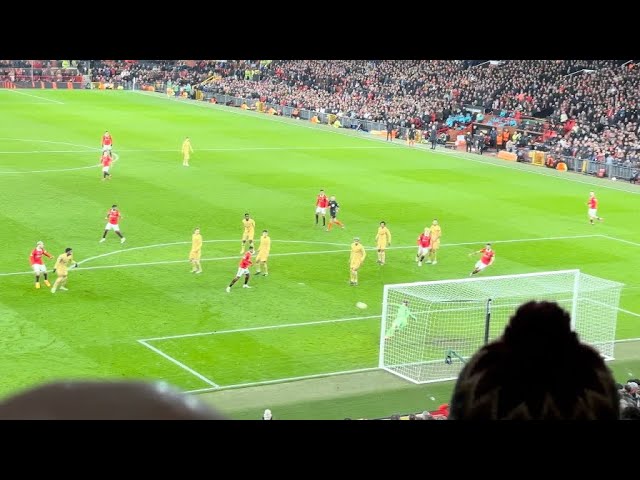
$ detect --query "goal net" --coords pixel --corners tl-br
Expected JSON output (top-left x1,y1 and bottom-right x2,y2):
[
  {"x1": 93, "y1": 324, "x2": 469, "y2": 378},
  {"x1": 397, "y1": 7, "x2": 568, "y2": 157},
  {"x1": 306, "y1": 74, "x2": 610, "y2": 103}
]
[{"x1": 379, "y1": 269, "x2": 623, "y2": 384}]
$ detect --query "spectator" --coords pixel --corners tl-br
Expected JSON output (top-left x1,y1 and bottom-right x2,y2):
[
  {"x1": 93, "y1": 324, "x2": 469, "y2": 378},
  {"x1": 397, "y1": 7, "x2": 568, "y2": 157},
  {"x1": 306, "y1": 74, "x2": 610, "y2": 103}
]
[
  {"x1": 620, "y1": 406, "x2": 640, "y2": 420},
  {"x1": 0, "y1": 380, "x2": 226, "y2": 420},
  {"x1": 449, "y1": 301, "x2": 620, "y2": 420},
  {"x1": 620, "y1": 382, "x2": 640, "y2": 410}
]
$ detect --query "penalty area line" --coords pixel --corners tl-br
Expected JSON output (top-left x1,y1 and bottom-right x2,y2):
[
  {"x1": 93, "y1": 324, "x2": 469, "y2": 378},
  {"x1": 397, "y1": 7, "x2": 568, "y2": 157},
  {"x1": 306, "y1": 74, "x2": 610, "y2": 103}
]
[
  {"x1": 137, "y1": 340, "x2": 220, "y2": 388},
  {"x1": 139, "y1": 314, "x2": 381, "y2": 342}
]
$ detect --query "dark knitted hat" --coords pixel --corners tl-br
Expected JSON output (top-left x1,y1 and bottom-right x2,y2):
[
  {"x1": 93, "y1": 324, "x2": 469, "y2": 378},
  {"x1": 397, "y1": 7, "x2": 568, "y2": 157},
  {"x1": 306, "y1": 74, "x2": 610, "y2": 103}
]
[{"x1": 449, "y1": 301, "x2": 620, "y2": 420}]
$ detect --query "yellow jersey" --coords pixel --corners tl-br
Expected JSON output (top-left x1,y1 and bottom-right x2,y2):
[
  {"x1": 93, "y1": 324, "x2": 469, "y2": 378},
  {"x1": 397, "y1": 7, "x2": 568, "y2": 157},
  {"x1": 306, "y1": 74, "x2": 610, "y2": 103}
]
[
  {"x1": 376, "y1": 226, "x2": 392, "y2": 246},
  {"x1": 350, "y1": 242, "x2": 366, "y2": 262},
  {"x1": 191, "y1": 233, "x2": 203, "y2": 252},
  {"x1": 257, "y1": 235, "x2": 271, "y2": 255},
  {"x1": 243, "y1": 218, "x2": 256, "y2": 232},
  {"x1": 182, "y1": 139, "x2": 193, "y2": 155},
  {"x1": 430, "y1": 224, "x2": 442, "y2": 242},
  {"x1": 54, "y1": 253, "x2": 75, "y2": 274}
]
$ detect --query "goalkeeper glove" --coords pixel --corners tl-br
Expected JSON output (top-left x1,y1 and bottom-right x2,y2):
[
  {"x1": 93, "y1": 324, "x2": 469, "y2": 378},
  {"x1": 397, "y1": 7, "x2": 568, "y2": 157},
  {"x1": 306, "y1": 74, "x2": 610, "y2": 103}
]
[
  {"x1": 73, "y1": 263, "x2": 79, "y2": 268},
  {"x1": 53, "y1": 269, "x2": 56, "y2": 274}
]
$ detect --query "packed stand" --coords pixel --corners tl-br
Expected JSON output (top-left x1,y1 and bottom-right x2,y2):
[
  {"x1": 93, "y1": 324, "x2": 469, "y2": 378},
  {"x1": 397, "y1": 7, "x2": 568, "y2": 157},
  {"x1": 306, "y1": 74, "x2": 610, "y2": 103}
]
[
  {"x1": 0, "y1": 60, "x2": 83, "y2": 83},
  {"x1": 201, "y1": 60, "x2": 640, "y2": 166}
]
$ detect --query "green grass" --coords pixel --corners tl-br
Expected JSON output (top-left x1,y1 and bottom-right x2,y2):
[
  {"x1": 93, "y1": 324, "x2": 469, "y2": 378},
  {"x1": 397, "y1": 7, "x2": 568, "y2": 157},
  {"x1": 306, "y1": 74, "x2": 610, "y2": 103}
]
[{"x1": 1, "y1": 88, "x2": 639, "y2": 419}]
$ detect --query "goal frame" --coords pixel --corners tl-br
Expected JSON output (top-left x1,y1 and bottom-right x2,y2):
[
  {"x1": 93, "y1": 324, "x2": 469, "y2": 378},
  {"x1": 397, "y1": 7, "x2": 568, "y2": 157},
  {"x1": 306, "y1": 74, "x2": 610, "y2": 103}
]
[{"x1": 378, "y1": 269, "x2": 620, "y2": 384}]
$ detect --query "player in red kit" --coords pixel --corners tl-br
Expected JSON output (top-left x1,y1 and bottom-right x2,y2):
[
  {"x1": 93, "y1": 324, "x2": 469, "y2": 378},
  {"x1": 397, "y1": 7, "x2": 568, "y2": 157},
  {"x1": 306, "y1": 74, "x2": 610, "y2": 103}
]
[
  {"x1": 469, "y1": 243, "x2": 495, "y2": 276},
  {"x1": 101, "y1": 152, "x2": 113, "y2": 181},
  {"x1": 415, "y1": 228, "x2": 431, "y2": 267},
  {"x1": 102, "y1": 131, "x2": 113, "y2": 153},
  {"x1": 100, "y1": 204, "x2": 126, "y2": 244},
  {"x1": 315, "y1": 189, "x2": 329, "y2": 227},
  {"x1": 29, "y1": 241, "x2": 53, "y2": 289},
  {"x1": 587, "y1": 191, "x2": 603, "y2": 225},
  {"x1": 226, "y1": 248, "x2": 254, "y2": 292}
]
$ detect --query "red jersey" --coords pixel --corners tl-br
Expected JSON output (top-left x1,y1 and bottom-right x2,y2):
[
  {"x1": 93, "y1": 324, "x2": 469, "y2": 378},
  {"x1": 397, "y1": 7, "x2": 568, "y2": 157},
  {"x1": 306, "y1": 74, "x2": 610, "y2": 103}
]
[
  {"x1": 102, "y1": 134, "x2": 112, "y2": 147},
  {"x1": 29, "y1": 247, "x2": 52, "y2": 265},
  {"x1": 588, "y1": 197, "x2": 598, "y2": 209},
  {"x1": 480, "y1": 248, "x2": 495, "y2": 265},
  {"x1": 316, "y1": 194, "x2": 328, "y2": 208},
  {"x1": 107, "y1": 209, "x2": 121, "y2": 225},
  {"x1": 239, "y1": 251, "x2": 253, "y2": 269},
  {"x1": 417, "y1": 233, "x2": 431, "y2": 248},
  {"x1": 101, "y1": 155, "x2": 112, "y2": 167}
]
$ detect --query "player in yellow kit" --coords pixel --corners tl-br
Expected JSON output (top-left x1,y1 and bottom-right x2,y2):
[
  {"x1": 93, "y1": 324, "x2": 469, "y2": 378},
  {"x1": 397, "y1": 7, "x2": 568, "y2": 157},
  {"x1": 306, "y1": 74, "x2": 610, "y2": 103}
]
[
  {"x1": 254, "y1": 230, "x2": 271, "y2": 276},
  {"x1": 51, "y1": 247, "x2": 79, "y2": 293},
  {"x1": 427, "y1": 219, "x2": 442, "y2": 264},
  {"x1": 375, "y1": 221, "x2": 392, "y2": 265},
  {"x1": 182, "y1": 137, "x2": 194, "y2": 167},
  {"x1": 349, "y1": 237, "x2": 367, "y2": 286},
  {"x1": 241, "y1": 213, "x2": 256, "y2": 254},
  {"x1": 189, "y1": 227, "x2": 203, "y2": 274}
]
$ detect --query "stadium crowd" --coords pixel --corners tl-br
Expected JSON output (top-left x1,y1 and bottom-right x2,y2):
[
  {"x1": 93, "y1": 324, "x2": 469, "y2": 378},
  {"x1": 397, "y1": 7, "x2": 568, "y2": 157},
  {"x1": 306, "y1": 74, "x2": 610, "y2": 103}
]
[
  {"x1": 91, "y1": 59, "x2": 639, "y2": 168},
  {"x1": 3, "y1": 59, "x2": 639, "y2": 168}
]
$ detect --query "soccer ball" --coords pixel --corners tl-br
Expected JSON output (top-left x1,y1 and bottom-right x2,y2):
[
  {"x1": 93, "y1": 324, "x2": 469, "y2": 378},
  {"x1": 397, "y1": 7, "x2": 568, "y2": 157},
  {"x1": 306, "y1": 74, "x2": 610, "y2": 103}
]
[
  {"x1": 356, "y1": 302, "x2": 368, "y2": 309},
  {"x1": 611, "y1": 177, "x2": 617, "y2": 182}
]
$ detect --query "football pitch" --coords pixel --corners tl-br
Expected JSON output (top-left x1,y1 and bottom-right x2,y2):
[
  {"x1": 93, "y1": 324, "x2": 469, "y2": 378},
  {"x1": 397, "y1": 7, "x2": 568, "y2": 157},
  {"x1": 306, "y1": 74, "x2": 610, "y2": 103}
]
[{"x1": 1, "y1": 88, "x2": 639, "y2": 419}]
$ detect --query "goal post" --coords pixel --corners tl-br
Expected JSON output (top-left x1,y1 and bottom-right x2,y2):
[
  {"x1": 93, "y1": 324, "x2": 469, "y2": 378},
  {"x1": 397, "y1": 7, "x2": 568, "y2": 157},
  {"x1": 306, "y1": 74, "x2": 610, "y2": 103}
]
[{"x1": 379, "y1": 269, "x2": 624, "y2": 384}]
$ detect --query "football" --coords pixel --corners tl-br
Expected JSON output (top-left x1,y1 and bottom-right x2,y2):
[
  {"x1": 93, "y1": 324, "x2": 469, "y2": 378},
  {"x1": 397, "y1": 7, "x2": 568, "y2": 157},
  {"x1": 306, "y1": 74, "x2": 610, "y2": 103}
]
[
  {"x1": 356, "y1": 302, "x2": 368, "y2": 309},
  {"x1": 611, "y1": 177, "x2": 617, "y2": 182}
]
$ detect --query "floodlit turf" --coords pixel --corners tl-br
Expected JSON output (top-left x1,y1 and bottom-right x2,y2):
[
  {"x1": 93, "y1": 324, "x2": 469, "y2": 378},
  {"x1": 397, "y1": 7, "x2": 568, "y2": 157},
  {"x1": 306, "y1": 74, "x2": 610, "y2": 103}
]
[{"x1": 1, "y1": 89, "x2": 639, "y2": 419}]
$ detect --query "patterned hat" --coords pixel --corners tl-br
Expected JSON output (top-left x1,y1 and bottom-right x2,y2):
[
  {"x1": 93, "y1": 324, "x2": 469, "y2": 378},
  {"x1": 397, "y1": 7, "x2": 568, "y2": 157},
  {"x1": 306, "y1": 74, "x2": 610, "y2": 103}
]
[{"x1": 449, "y1": 301, "x2": 620, "y2": 420}]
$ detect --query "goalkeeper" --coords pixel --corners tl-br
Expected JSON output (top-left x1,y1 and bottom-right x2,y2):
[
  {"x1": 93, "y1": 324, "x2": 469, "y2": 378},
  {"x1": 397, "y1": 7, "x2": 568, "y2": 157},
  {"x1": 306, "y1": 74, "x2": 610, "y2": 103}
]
[{"x1": 385, "y1": 300, "x2": 417, "y2": 339}]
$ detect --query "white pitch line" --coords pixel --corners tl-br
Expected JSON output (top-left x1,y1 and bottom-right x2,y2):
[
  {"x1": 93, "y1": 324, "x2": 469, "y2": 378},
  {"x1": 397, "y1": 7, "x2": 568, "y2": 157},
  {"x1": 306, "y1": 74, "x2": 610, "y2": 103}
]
[
  {"x1": 0, "y1": 138, "x2": 111, "y2": 174},
  {"x1": 8, "y1": 89, "x2": 64, "y2": 104},
  {"x1": 137, "y1": 340, "x2": 219, "y2": 387},
  {"x1": 614, "y1": 337, "x2": 640, "y2": 343},
  {"x1": 0, "y1": 233, "x2": 603, "y2": 277},
  {"x1": 0, "y1": 150, "x2": 101, "y2": 154},
  {"x1": 139, "y1": 299, "x2": 640, "y2": 343},
  {"x1": 185, "y1": 366, "x2": 380, "y2": 394},
  {"x1": 0, "y1": 248, "x2": 355, "y2": 277},
  {"x1": 78, "y1": 238, "x2": 348, "y2": 265},
  {"x1": 618, "y1": 308, "x2": 640, "y2": 318},
  {"x1": 0, "y1": 153, "x2": 119, "y2": 174},
  {"x1": 75, "y1": 233, "x2": 603, "y2": 265},
  {"x1": 136, "y1": 91, "x2": 640, "y2": 196},
  {"x1": 140, "y1": 314, "x2": 381, "y2": 342},
  {"x1": 0, "y1": 138, "x2": 97, "y2": 149},
  {"x1": 599, "y1": 234, "x2": 640, "y2": 248}
]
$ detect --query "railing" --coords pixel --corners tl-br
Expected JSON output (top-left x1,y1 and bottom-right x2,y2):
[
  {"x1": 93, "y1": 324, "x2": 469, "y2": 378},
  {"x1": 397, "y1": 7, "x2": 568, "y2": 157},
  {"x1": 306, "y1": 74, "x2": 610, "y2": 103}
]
[
  {"x1": 192, "y1": 90, "x2": 390, "y2": 133},
  {"x1": 514, "y1": 149, "x2": 638, "y2": 181}
]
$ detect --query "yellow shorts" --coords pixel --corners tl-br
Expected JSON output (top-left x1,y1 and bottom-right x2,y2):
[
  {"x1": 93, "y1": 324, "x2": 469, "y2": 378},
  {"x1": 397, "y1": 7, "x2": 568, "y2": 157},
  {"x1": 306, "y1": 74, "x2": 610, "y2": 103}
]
[
  {"x1": 242, "y1": 232, "x2": 255, "y2": 242},
  {"x1": 56, "y1": 269, "x2": 68, "y2": 277},
  {"x1": 189, "y1": 250, "x2": 201, "y2": 260},
  {"x1": 431, "y1": 240, "x2": 440, "y2": 250},
  {"x1": 376, "y1": 242, "x2": 387, "y2": 250},
  {"x1": 350, "y1": 261, "x2": 362, "y2": 270},
  {"x1": 183, "y1": 154, "x2": 190, "y2": 161},
  {"x1": 255, "y1": 253, "x2": 268, "y2": 262}
]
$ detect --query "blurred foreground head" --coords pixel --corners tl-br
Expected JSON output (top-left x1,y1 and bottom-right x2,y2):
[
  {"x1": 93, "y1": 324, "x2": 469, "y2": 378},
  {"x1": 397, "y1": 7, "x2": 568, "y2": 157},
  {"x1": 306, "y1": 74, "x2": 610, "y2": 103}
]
[
  {"x1": 0, "y1": 380, "x2": 226, "y2": 420},
  {"x1": 449, "y1": 301, "x2": 619, "y2": 420}
]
